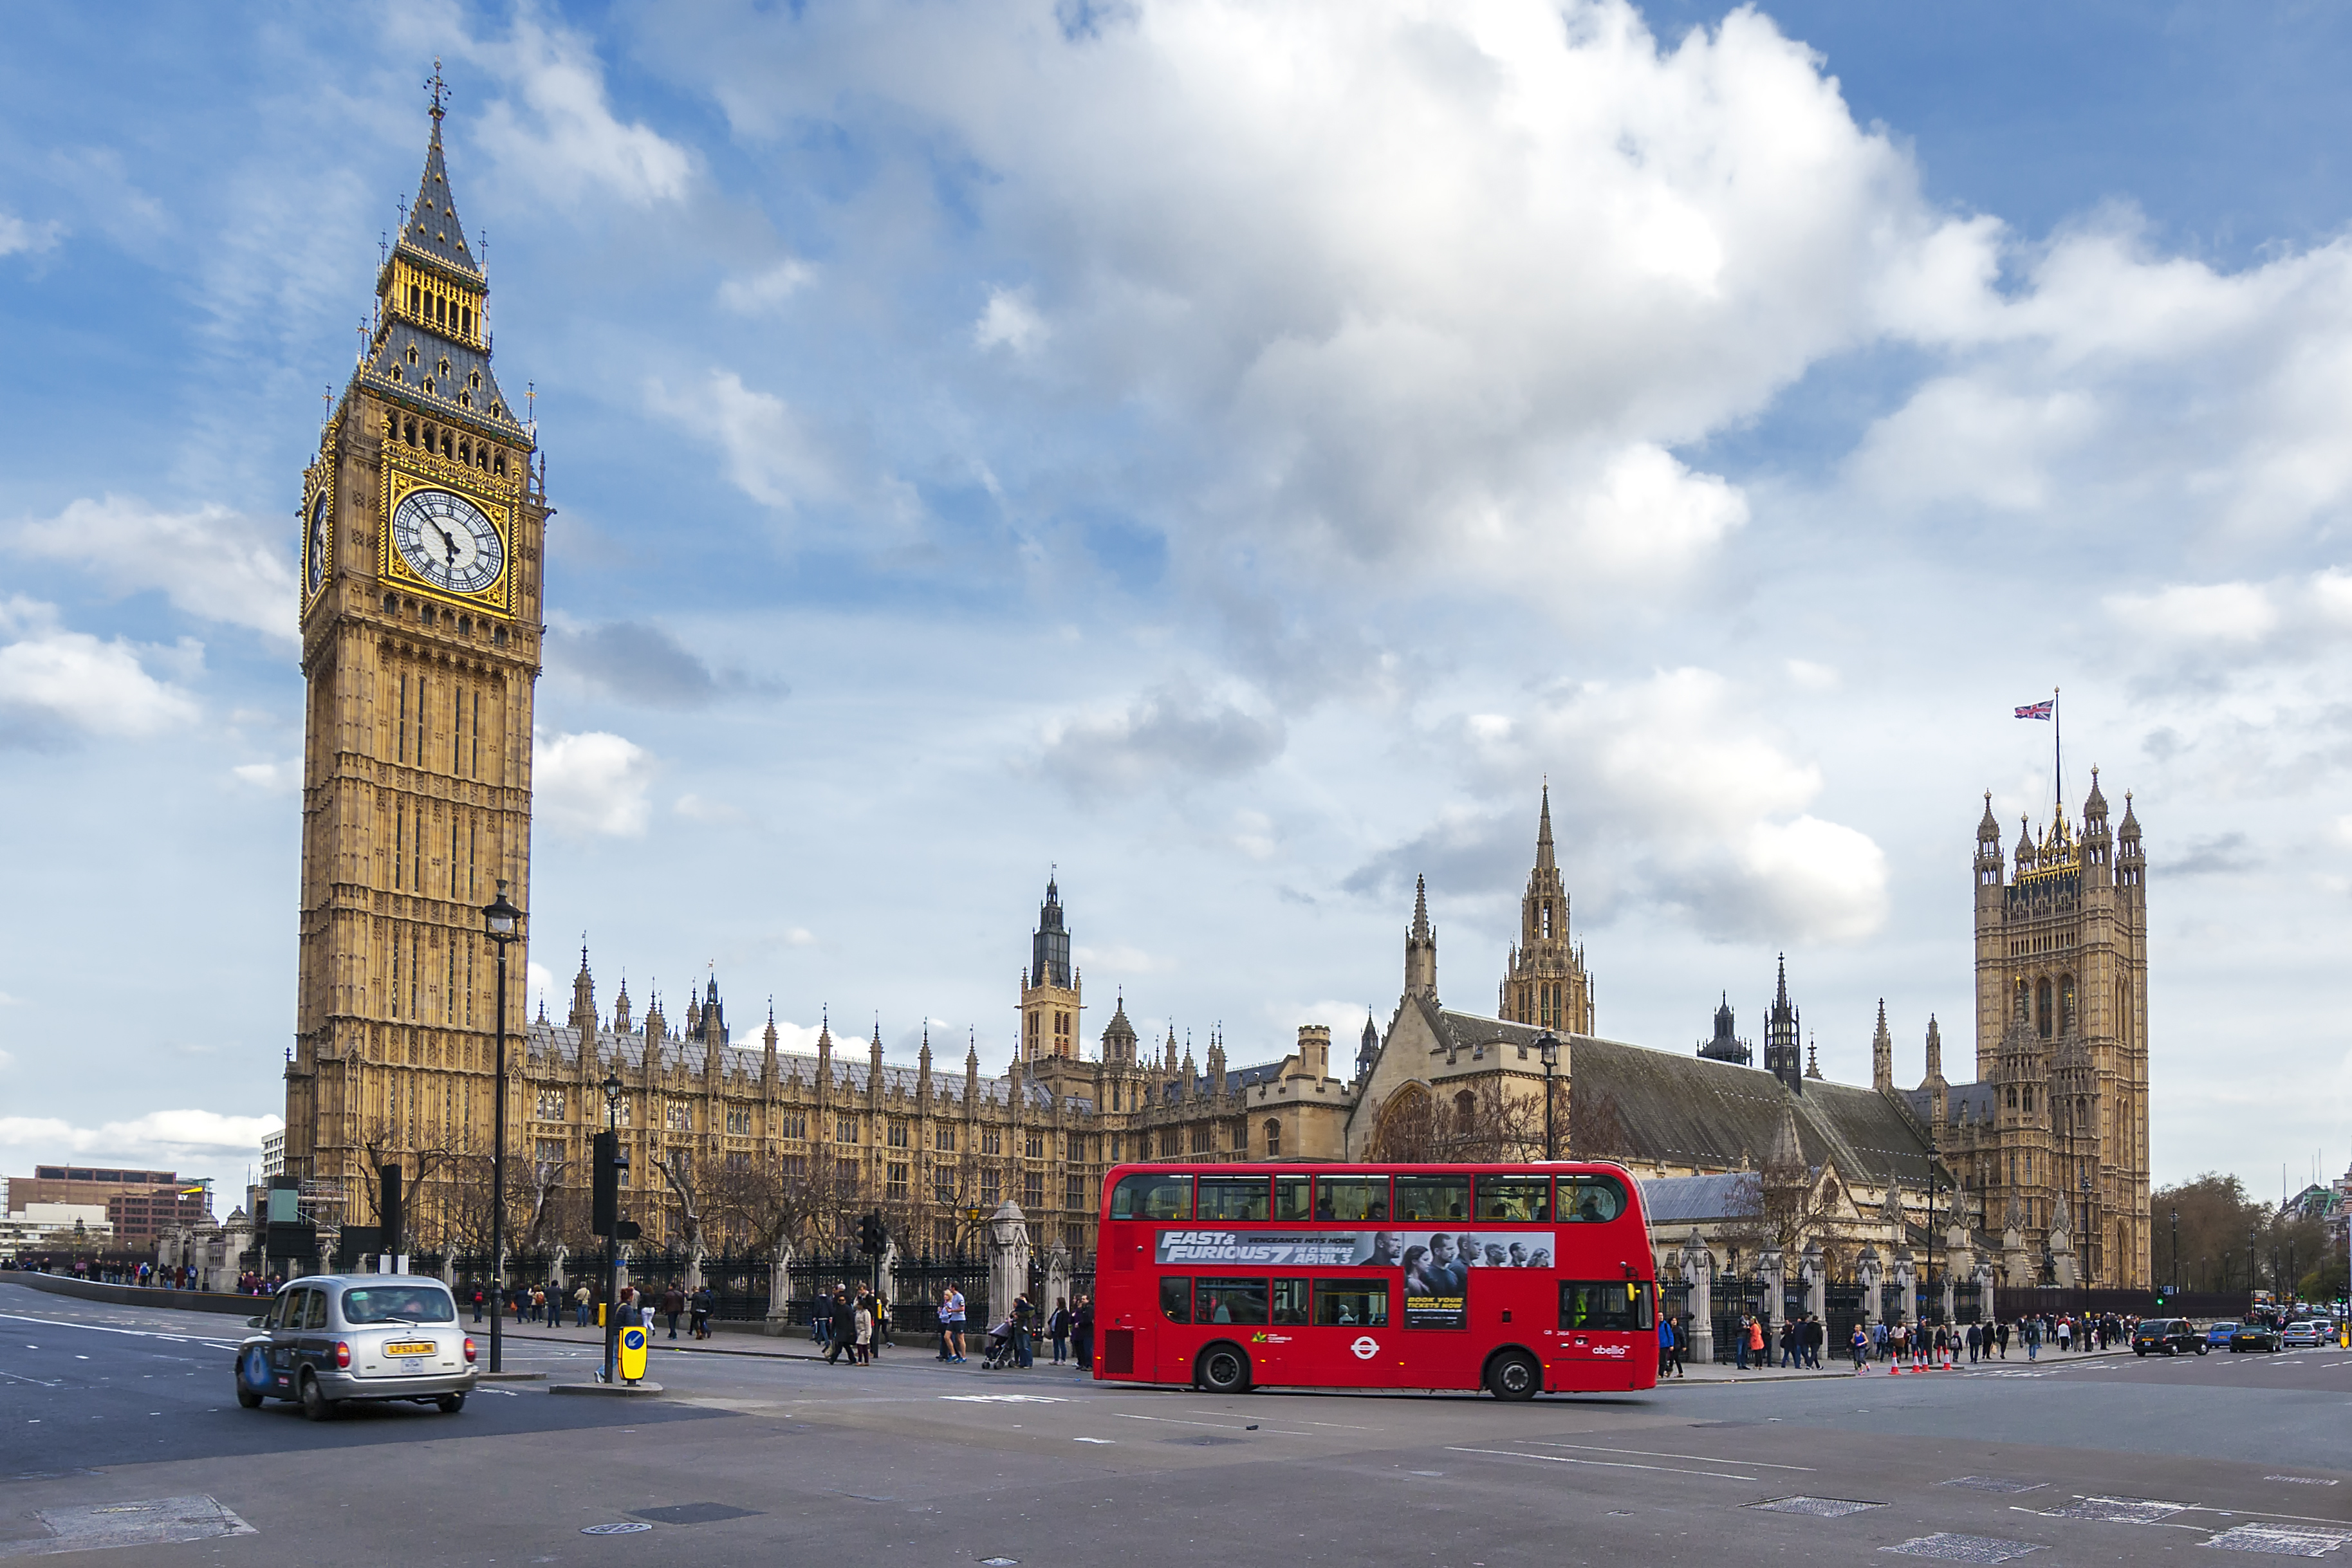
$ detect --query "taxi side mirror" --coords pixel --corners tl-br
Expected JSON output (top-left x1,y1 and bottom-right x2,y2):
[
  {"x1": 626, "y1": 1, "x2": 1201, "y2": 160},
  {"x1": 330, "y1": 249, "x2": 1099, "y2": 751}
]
[{"x1": 247, "y1": 1315, "x2": 267, "y2": 1328}]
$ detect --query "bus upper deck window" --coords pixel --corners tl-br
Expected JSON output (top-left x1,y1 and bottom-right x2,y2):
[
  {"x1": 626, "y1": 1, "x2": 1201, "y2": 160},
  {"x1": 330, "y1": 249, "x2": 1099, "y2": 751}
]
[
  {"x1": 1196, "y1": 1176, "x2": 1270, "y2": 1223},
  {"x1": 1273, "y1": 1176, "x2": 1311, "y2": 1222},
  {"x1": 1477, "y1": 1176, "x2": 1551, "y2": 1222},
  {"x1": 1560, "y1": 1174, "x2": 1627, "y2": 1222},
  {"x1": 1315, "y1": 1177, "x2": 1389, "y2": 1223},
  {"x1": 1393, "y1": 1176, "x2": 1468, "y2": 1222},
  {"x1": 1111, "y1": 1172, "x2": 1194, "y2": 1221}
]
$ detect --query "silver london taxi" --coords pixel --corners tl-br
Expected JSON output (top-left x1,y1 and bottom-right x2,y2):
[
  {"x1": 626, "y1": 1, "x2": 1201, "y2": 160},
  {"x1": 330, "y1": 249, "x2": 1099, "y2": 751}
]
[{"x1": 234, "y1": 1275, "x2": 477, "y2": 1419}]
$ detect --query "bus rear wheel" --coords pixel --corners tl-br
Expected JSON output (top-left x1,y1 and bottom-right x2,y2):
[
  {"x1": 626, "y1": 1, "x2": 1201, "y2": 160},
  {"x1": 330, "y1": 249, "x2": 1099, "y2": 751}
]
[
  {"x1": 1196, "y1": 1343, "x2": 1251, "y2": 1395},
  {"x1": 1486, "y1": 1349, "x2": 1541, "y2": 1401}
]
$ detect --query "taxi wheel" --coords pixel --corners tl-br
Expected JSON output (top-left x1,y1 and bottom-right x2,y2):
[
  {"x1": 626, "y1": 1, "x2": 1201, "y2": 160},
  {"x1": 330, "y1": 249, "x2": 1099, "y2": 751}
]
[
  {"x1": 1486, "y1": 1349, "x2": 1541, "y2": 1401},
  {"x1": 2196, "y1": 1345, "x2": 2208, "y2": 1354},
  {"x1": 236, "y1": 1387, "x2": 264, "y2": 1408},
  {"x1": 1196, "y1": 1343, "x2": 1250, "y2": 1395},
  {"x1": 436, "y1": 1393, "x2": 466, "y2": 1414},
  {"x1": 299, "y1": 1372, "x2": 337, "y2": 1422}
]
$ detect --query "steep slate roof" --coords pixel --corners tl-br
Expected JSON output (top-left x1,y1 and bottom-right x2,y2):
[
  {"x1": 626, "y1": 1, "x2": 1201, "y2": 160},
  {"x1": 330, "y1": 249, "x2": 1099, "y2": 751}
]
[
  {"x1": 1907, "y1": 1081, "x2": 1997, "y2": 1127},
  {"x1": 1426, "y1": 1006, "x2": 1938, "y2": 1186},
  {"x1": 1638, "y1": 1173, "x2": 1754, "y2": 1226}
]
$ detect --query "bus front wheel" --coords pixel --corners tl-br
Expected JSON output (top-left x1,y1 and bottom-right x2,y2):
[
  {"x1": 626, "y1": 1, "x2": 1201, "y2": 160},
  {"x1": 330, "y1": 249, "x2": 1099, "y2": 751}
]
[
  {"x1": 1196, "y1": 1343, "x2": 1251, "y2": 1395},
  {"x1": 1486, "y1": 1349, "x2": 1541, "y2": 1401}
]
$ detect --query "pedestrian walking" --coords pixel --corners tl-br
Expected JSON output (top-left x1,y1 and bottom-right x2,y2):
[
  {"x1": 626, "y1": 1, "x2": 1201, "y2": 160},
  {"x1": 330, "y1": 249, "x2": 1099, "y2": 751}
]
[
  {"x1": 1851, "y1": 1325, "x2": 1869, "y2": 1369},
  {"x1": 1996, "y1": 1320, "x2": 2010, "y2": 1358},
  {"x1": 1804, "y1": 1315, "x2": 1824, "y2": 1369},
  {"x1": 1746, "y1": 1316, "x2": 1765, "y2": 1370},
  {"x1": 941, "y1": 1285, "x2": 967, "y2": 1363},
  {"x1": 812, "y1": 1287, "x2": 832, "y2": 1347},
  {"x1": 574, "y1": 1282, "x2": 592, "y2": 1327},
  {"x1": 1657, "y1": 1313, "x2": 1676, "y2": 1378},
  {"x1": 853, "y1": 1293, "x2": 875, "y2": 1367},
  {"x1": 690, "y1": 1284, "x2": 712, "y2": 1340},
  {"x1": 662, "y1": 1282, "x2": 686, "y2": 1340},
  {"x1": 1050, "y1": 1297, "x2": 1072, "y2": 1364},
  {"x1": 826, "y1": 1287, "x2": 855, "y2": 1365},
  {"x1": 1012, "y1": 1293, "x2": 1035, "y2": 1369},
  {"x1": 1075, "y1": 1294, "x2": 1095, "y2": 1370}
]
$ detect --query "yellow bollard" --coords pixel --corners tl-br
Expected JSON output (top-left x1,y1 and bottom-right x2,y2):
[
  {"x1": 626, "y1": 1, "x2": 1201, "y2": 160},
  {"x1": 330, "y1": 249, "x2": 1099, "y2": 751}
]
[
  {"x1": 618, "y1": 1324, "x2": 649, "y2": 1384},
  {"x1": 597, "y1": 1303, "x2": 606, "y2": 1327}
]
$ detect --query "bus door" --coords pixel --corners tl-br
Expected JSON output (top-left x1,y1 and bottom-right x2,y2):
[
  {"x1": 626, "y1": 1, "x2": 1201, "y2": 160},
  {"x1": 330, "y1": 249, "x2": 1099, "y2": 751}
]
[
  {"x1": 1554, "y1": 1280, "x2": 1653, "y2": 1386},
  {"x1": 1308, "y1": 1277, "x2": 1394, "y2": 1383}
]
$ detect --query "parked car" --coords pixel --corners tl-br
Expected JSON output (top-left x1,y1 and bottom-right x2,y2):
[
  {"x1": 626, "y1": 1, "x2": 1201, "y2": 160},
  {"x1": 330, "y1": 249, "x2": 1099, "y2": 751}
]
[
  {"x1": 2230, "y1": 1320, "x2": 2283, "y2": 1354},
  {"x1": 2131, "y1": 1318, "x2": 2203, "y2": 1356},
  {"x1": 234, "y1": 1274, "x2": 477, "y2": 1419},
  {"x1": 2281, "y1": 1319, "x2": 2333, "y2": 1348},
  {"x1": 2205, "y1": 1321, "x2": 2238, "y2": 1350}
]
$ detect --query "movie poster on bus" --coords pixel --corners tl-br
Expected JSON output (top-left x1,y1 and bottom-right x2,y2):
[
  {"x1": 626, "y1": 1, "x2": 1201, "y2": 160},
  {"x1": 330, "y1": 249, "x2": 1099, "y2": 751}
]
[
  {"x1": 1154, "y1": 1231, "x2": 1364, "y2": 1267},
  {"x1": 1351, "y1": 1230, "x2": 1560, "y2": 1329}
]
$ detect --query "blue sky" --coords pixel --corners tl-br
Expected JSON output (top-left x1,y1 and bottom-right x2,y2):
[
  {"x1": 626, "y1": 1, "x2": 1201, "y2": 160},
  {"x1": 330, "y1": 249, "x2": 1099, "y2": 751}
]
[{"x1": 4, "y1": 0, "x2": 2351, "y2": 1205}]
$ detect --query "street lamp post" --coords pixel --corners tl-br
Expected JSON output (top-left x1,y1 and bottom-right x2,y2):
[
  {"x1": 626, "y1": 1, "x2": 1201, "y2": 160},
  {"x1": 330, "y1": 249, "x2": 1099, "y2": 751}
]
[
  {"x1": 1537, "y1": 1033, "x2": 1560, "y2": 1161},
  {"x1": 599, "y1": 1070, "x2": 624, "y2": 1385},
  {"x1": 2171, "y1": 1208, "x2": 2180, "y2": 1297},
  {"x1": 2249, "y1": 1227, "x2": 2259, "y2": 1306},
  {"x1": 481, "y1": 880, "x2": 524, "y2": 1374}
]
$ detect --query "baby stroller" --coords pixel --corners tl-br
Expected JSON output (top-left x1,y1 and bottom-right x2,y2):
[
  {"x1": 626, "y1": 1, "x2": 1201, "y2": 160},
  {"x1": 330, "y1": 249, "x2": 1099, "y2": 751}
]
[{"x1": 979, "y1": 1318, "x2": 1021, "y2": 1369}]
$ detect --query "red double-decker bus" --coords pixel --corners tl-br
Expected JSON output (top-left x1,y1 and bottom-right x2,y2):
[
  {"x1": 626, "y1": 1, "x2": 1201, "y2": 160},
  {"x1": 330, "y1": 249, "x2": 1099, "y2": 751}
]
[{"x1": 1091, "y1": 1161, "x2": 1657, "y2": 1399}]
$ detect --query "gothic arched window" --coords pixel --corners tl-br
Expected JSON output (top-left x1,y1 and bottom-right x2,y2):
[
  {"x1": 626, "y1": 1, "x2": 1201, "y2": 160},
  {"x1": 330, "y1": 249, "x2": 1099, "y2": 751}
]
[
  {"x1": 2035, "y1": 977, "x2": 2053, "y2": 1038},
  {"x1": 1264, "y1": 1119, "x2": 1280, "y2": 1156},
  {"x1": 1454, "y1": 1090, "x2": 1476, "y2": 1136}
]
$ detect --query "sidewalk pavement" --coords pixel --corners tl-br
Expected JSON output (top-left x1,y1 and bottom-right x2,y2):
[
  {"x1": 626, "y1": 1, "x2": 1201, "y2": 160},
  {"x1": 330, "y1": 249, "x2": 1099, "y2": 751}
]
[
  {"x1": 485, "y1": 1316, "x2": 1000, "y2": 1365},
  {"x1": 1661, "y1": 1340, "x2": 2137, "y2": 1384}
]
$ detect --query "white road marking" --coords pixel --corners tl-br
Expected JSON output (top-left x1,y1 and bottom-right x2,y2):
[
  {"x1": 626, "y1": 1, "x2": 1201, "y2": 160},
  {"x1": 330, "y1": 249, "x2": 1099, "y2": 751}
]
[
  {"x1": 1446, "y1": 1444, "x2": 1758, "y2": 1482},
  {"x1": 0, "y1": 1314, "x2": 242, "y2": 1352},
  {"x1": 1531, "y1": 1441, "x2": 1814, "y2": 1471},
  {"x1": 1114, "y1": 1412, "x2": 1315, "y2": 1436}
]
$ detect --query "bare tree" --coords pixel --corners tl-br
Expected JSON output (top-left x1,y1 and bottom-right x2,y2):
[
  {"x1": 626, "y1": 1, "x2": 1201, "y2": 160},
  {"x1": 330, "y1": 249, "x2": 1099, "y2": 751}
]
[{"x1": 1369, "y1": 1078, "x2": 1552, "y2": 1163}]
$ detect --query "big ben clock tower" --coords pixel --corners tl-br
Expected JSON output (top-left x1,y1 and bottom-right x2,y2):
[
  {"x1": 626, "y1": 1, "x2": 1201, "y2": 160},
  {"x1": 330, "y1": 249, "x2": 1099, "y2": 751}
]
[{"x1": 283, "y1": 77, "x2": 546, "y2": 1234}]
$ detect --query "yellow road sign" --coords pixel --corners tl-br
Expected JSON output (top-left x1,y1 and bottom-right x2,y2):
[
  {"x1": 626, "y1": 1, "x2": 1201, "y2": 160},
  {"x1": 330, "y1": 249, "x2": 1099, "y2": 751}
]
[{"x1": 618, "y1": 1324, "x2": 648, "y2": 1383}]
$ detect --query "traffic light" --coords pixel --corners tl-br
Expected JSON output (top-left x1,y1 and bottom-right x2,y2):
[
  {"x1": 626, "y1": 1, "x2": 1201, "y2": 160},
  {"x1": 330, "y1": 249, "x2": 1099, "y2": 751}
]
[
  {"x1": 593, "y1": 1130, "x2": 628, "y2": 1236},
  {"x1": 2153, "y1": 1285, "x2": 2169, "y2": 1310},
  {"x1": 379, "y1": 1163, "x2": 403, "y2": 1262},
  {"x1": 858, "y1": 1212, "x2": 885, "y2": 1255}
]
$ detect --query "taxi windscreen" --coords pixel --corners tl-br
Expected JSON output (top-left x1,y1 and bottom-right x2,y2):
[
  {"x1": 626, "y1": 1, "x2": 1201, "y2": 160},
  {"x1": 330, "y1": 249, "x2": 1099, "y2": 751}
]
[{"x1": 340, "y1": 1285, "x2": 457, "y2": 1324}]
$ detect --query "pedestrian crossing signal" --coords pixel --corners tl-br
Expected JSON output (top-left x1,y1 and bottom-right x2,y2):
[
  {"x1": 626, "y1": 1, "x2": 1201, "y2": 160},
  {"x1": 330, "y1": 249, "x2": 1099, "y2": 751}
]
[{"x1": 858, "y1": 1212, "x2": 885, "y2": 1255}]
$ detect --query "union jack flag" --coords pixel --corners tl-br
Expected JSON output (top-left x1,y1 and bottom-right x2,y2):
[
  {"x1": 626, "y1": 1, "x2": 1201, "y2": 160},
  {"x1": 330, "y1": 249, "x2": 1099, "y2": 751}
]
[{"x1": 2014, "y1": 699, "x2": 2054, "y2": 720}]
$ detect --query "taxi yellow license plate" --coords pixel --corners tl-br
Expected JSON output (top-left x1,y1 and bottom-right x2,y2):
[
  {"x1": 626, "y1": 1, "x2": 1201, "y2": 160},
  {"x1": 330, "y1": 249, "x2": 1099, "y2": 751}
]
[{"x1": 385, "y1": 1342, "x2": 436, "y2": 1357}]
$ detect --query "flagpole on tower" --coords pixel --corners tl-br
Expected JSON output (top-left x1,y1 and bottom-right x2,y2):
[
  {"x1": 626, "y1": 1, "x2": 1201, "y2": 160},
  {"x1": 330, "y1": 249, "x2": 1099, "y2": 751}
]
[{"x1": 2052, "y1": 686, "x2": 2062, "y2": 813}]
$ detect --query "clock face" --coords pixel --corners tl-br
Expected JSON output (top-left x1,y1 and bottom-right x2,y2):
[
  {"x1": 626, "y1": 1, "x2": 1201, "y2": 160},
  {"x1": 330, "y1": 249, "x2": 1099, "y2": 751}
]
[
  {"x1": 306, "y1": 490, "x2": 330, "y2": 596},
  {"x1": 390, "y1": 488, "x2": 504, "y2": 596}
]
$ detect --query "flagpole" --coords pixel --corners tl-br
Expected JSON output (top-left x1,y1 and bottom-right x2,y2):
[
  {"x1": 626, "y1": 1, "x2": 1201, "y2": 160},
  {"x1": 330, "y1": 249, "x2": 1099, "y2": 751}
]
[{"x1": 2053, "y1": 685, "x2": 2062, "y2": 813}]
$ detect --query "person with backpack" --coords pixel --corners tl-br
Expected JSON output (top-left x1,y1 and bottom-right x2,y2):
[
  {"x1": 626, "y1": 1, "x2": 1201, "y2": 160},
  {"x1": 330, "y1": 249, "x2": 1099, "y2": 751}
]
[{"x1": 690, "y1": 1284, "x2": 713, "y2": 1340}]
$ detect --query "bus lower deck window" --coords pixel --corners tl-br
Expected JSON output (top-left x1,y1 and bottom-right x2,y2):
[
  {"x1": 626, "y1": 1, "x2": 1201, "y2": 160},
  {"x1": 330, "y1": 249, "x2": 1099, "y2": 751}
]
[
  {"x1": 1160, "y1": 1277, "x2": 1192, "y2": 1324},
  {"x1": 1271, "y1": 1278, "x2": 1309, "y2": 1324},
  {"x1": 1559, "y1": 1280, "x2": 1653, "y2": 1333},
  {"x1": 1196, "y1": 1278, "x2": 1270, "y2": 1325},
  {"x1": 1313, "y1": 1280, "x2": 1389, "y2": 1327},
  {"x1": 1477, "y1": 1176, "x2": 1551, "y2": 1222}
]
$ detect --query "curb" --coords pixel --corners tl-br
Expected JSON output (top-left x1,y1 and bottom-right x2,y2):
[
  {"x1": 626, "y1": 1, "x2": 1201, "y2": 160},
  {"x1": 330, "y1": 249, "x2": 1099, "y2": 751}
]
[{"x1": 549, "y1": 1381, "x2": 664, "y2": 1397}]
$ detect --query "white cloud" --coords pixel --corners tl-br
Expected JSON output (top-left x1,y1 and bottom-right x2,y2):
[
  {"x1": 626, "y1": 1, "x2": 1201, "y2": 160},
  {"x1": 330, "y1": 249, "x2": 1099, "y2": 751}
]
[
  {"x1": 527, "y1": 962, "x2": 555, "y2": 1015},
  {"x1": 1461, "y1": 668, "x2": 1888, "y2": 943},
  {"x1": 0, "y1": 212, "x2": 62, "y2": 257},
  {"x1": 718, "y1": 257, "x2": 817, "y2": 313},
  {"x1": 0, "y1": 598, "x2": 199, "y2": 739},
  {"x1": 784, "y1": 927, "x2": 816, "y2": 948},
  {"x1": 0, "y1": 1108, "x2": 282, "y2": 1159},
  {"x1": 13, "y1": 493, "x2": 297, "y2": 642},
  {"x1": 647, "y1": 370, "x2": 838, "y2": 515},
  {"x1": 457, "y1": 14, "x2": 694, "y2": 208},
  {"x1": 1785, "y1": 659, "x2": 1840, "y2": 691},
  {"x1": 1073, "y1": 944, "x2": 1172, "y2": 975},
  {"x1": 2106, "y1": 582, "x2": 2280, "y2": 644},
  {"x1": 1039, "y1": 679, "x2": 1284, "y2": 800},
  {"x1": 976, "y1": 286, "x2": 1048, "y2": 354},
  {"x1": 231, "y1": 759, "x2": 300, "y2": 792},
  {"x1": 1230, "y1": 809, "x2": 1278, "y2": 861},
  {"x1": 673, "y1": 0, "x2": 1998, "y2": 598},
  {"x1": 675, "y1": 792, "x2": 748, "y2": 825},
  {"x1": 535, "y1": 730, "x2": 654, "y2": 836}
]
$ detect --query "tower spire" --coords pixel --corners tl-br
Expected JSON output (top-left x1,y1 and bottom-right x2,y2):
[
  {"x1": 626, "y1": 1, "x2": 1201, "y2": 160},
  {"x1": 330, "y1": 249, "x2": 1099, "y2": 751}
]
[{"x1": 1404, "y1": 874, "x2": 1438, "y2": 998}]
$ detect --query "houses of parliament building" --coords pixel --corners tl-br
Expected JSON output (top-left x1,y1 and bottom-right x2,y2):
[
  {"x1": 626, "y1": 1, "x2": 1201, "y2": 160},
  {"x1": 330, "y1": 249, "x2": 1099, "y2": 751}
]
[{"x1": 280, "y1": 102, "x2": 2152, "y2": 1289}]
